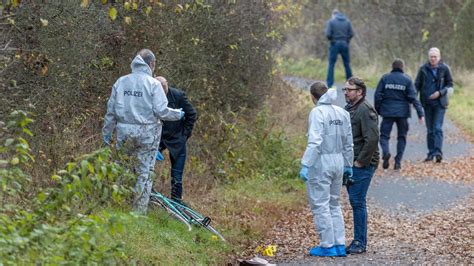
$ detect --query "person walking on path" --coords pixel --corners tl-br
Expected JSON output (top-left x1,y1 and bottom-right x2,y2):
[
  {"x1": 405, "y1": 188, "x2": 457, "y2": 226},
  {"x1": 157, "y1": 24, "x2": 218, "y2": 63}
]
[
  {"x1": 343, "y1": 77, "x2": 379, "y2": 254},
  {"x1": 102, "y1": 49, "x2": 183, "y2": 214},
  {"x1": 300, "y1": 82, "x2": 354, "y2": 257},
  {"x1": 155, "y1": 76, "x2": 197, "y2": 204},
  {"x1": 415, "y1": 47, "x2": 454, "y2": 163},
  {"x1": 374, "y1": 59, "x2": 425, "y2": 170},
  {"x1": 325, "y1": 9, "x2": 354, "y2": 88}
]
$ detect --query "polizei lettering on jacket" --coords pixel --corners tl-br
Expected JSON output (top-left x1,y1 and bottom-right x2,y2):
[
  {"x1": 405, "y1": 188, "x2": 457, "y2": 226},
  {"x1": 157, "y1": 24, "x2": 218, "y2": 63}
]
[
  {"x1": 329, "y1": 119, "x2": 343, "y2": 126},
  {"x1": 124, "y1": 90, "x2": 143, "y2": 97},
  {"x1": 385, "y1": 83, "x2": 406, "y2": 91}
]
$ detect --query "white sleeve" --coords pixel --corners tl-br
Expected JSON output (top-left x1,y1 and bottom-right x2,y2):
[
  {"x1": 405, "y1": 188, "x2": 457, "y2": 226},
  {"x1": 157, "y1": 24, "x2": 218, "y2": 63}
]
[
  {"x1": 152, "y1": 82, "x2": 181, "y2": 121},
  {"x1": 301, "y1": 109, "x2": 324, "y2": 167},
  {"x1": 102, "y1": 85, "x2": 117, "y2": 138},
  {"x1": 342, "y1": 111, "x2": 354, "y2": 167}
]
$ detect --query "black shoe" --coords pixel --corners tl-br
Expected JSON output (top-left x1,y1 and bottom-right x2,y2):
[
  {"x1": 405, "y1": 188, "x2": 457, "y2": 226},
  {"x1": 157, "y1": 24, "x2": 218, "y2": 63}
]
[
  {"x1": 347, "y1": 240, "x2": 366, "y2": 254},
  {"x1": 348, "y1": 245, "x2": 366, "y2": 254},
  {"x1": 435, "y1": 155, "x2": 442, "y2": 163},
  {"x1": 382, "y1": 153, "x2": 391, "y2": 169},
  {"x1": 424, "y1": 155, "x2": 434, "y2": 162},
  {"x1": 394, "y1": 163, "x2": 401, "y2": 170}
]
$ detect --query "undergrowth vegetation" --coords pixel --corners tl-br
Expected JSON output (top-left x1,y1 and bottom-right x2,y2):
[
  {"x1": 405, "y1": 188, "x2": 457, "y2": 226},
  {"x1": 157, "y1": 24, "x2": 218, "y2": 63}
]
[{"x1": 0, "y1": 111, "x2": 135, "y2": 264}]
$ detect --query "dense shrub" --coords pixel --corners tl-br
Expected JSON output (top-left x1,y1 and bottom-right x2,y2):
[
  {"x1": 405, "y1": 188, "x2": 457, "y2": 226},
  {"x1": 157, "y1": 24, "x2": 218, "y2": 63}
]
[{"x1": 0, "y1": 1, "x2": 290, "y2": 183}]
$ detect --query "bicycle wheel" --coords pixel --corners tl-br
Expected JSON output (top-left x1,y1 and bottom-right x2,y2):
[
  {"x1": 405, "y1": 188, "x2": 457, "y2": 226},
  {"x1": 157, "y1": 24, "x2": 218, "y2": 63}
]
[
  {"x1": 150, "y1": 196, "x2": 192, "y2": 231},
  {"x1": 175, "y1": 204, "x2": 226, "y2": 241}
]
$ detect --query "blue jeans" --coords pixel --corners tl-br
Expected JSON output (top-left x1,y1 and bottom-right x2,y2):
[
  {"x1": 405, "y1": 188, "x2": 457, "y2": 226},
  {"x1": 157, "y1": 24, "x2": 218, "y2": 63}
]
[
  {"x1": 170, "y1": 146, "x2": 187, "y2": 200},
  {"x1": 346, "y1": 165, "x2": 375, "y2": 248},
  {"x1": 424, "y1": 105, "x2": 445, "y2": 157},
  {"x1": 379, "y1": 117, "x2": 409, "y2": 164},
  {"x1": 326, "y1": 41, "x2": 352, "y2": 88}
]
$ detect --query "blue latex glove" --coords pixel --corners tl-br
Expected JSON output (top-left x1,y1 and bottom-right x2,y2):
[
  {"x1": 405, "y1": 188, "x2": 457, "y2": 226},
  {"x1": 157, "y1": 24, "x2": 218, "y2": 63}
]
[
  {"x1": 299, "y1": 165, "x2": 309, "y2": 182},
  {"x1": 343, "y1": 167, "x2": 353, "y2": 178},
  {"x1": 103, "y1": 135, "x2": 111, "y2": 146},
  {"x1": 179, "y1": 108, "x2": 185, "y2": 119},
  {"x1": 156, "y1": 150, "x2": 164, "y2": 161}
]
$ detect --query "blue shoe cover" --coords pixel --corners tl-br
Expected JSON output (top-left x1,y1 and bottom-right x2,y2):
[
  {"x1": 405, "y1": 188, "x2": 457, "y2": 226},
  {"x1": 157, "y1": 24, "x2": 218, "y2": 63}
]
[
  {"x1": 309, "y1": 246, "x2": 338, "y2": 257},
  {"x1": 335, "y1": 245, "x2": 346, "y2": 257}
]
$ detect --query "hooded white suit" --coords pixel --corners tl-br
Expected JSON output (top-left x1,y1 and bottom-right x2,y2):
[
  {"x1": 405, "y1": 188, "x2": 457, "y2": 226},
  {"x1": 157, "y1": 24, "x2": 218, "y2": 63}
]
[
  {"x1": 301, "y1": 88, "x2": 354, "y2": 247},
  {"x1": 103, "y1": 55, "x2": 182, "y2": 213}
]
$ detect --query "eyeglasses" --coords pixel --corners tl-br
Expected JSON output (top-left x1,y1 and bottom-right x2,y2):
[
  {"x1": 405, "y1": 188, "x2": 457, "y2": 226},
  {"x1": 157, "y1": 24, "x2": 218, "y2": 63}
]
[{"x1": 342, "y1": 87, "x2": 359, "y2": 92}]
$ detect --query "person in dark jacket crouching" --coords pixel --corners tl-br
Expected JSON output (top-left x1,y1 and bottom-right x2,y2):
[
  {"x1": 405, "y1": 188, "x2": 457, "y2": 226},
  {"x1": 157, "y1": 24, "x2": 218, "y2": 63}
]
[
  {"x1": 374, "y1": 59, "x2": 424, "y2": 170},
  {"x1": 415, "y1": 47, "x2": 453, "y2": 163},
  {"x1": 155, "y1": 76, "x2": 197, "y2": 203},
  {"x1": 343, "y1": 77, "x2": 379, "y2": 254}
]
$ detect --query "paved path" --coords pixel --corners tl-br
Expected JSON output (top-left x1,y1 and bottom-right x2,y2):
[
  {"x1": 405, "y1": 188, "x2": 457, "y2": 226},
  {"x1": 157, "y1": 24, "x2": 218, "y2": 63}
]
[{"x1": 260, "y1": 76, "x2": 474, "y2": 264}]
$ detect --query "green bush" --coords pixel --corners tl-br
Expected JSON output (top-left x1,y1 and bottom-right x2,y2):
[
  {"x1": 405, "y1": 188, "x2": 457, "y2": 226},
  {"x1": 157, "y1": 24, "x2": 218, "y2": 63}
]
[
  {"x1": 0, "y1": 111, "x2": 135, "y2": 264},
  {"x1": 0, "y1": 1, "x2": 288, "y2": 184},
  {"x1": 188, "y1": 107, "x2": 299, "y2": 183}
]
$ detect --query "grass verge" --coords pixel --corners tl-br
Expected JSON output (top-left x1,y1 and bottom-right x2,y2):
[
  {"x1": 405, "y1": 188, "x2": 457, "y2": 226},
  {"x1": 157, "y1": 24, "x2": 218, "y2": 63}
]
[
  {"x1": 105, "y1": 170, "x2": 307, "y2": 264},
  {"x1": 448, "y1": 71, "x2": 474, "y2": 137},
  {"x1": 277, "y1": 56, "x2": 380, "y2": 88},
  {"x1": 106, "y1": 208, "x2": 231, "y2": 265}
]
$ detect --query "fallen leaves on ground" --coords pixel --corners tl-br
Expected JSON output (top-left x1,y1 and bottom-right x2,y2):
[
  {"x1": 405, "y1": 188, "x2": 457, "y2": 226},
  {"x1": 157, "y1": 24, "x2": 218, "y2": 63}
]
[
  {"x1": 242, "y1": 195, "x2": 473, "y2": 264},
  {"x1": 240, "y1": 159, "x2": 474, "y2": 264},
  {"x1": 397, "y1": 156, "x2": 474, "y2": 183}
]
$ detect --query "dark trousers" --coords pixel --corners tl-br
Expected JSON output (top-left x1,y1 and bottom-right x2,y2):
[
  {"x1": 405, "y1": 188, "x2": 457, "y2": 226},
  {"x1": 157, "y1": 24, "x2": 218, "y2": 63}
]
[
  {"x1": 424, "y1": 105, "x2": 445, "y2": 157},
  {"x1": 326, "y1": 41, "x2": 352, "y2": 88},
  {"x1": 169, "y1": 146, "x2": 187, "y2": 200},
  {"x1": 379, "y1": 117, "x2": 409, "y2": 164},
  {"x1": 347, "y1": 165, "x2": 375, "y2": 248}
]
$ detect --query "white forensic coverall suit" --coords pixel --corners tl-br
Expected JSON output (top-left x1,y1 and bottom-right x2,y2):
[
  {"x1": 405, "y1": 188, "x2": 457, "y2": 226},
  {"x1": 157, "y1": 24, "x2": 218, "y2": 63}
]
[
  {"x1": 301, "y1": 89, "x2": 354, "y2": 247},
  {"x1": 103, "y1": 55, "x2": 182, "y2": 213}
]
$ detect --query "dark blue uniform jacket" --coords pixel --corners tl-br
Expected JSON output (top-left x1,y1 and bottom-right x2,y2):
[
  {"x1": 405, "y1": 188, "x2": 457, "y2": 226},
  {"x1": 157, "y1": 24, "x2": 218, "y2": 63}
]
[{"x1": 374, "y1": 69, "x2": 424, "y2": 118}]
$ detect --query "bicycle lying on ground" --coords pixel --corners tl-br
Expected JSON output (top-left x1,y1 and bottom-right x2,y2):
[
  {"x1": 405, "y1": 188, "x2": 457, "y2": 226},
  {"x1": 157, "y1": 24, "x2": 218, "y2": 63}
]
[{"x1": 149, "y1": 190, "x2": 226, "y2": 241}]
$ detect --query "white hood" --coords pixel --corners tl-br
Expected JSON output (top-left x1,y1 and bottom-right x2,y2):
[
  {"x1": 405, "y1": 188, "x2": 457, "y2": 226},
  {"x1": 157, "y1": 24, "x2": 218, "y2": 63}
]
[{"x1": 318, "y1": 88, "x2": 338, "y2": 105}]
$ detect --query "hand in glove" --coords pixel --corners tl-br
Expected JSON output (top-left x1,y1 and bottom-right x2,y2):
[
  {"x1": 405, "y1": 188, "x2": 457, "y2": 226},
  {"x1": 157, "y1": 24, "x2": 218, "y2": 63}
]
[
  {"x1": 103, "y1": 135, "x2": 111, "y2": 146},
  {"x1": 299, "y1": 165, "x2": 309, "y2": 182},
  {"x1": 343, "y1": 166, "x2": 353, "y2": 178},
  {"x1": 343, "y1": 166, "x2": 354, "y2": 186},
  {"x1": 156, "y1": 150, "x2": 164, "y2": 161}
]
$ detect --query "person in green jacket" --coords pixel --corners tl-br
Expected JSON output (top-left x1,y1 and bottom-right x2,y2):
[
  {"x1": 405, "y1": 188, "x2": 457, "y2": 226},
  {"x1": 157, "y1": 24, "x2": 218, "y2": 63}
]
[{"x1": 343, "y1": 77, "x2": 379, "y2": 254}]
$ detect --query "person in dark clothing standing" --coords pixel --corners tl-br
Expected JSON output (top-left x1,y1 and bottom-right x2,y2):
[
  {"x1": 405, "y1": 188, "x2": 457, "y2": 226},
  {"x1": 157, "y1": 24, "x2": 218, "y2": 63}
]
[
  {"x1": 415, "y1": 48, "x2": 453, "y2": 163},
  {"x1": 155, "y1": 76, "x2": 197, "y2": 202},
  {"x1": 325, "y1": 9, "x2": 354, "y2": 88},
  {"x1": 343, "y1": 77, "x2": 379, "y2": 254},
  {"x1": 374, "y1": 59, "x2": 425, "y2": 170}
]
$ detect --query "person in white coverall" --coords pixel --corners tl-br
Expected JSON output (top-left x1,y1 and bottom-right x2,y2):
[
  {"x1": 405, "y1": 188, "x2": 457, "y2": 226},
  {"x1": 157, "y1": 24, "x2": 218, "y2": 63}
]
[
  {"x1": 300, "y1": 81, "x2": 354, "y2": 257},
  {"x1": 102, "y1": 49, "x2": 183, "y2": 214}
]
